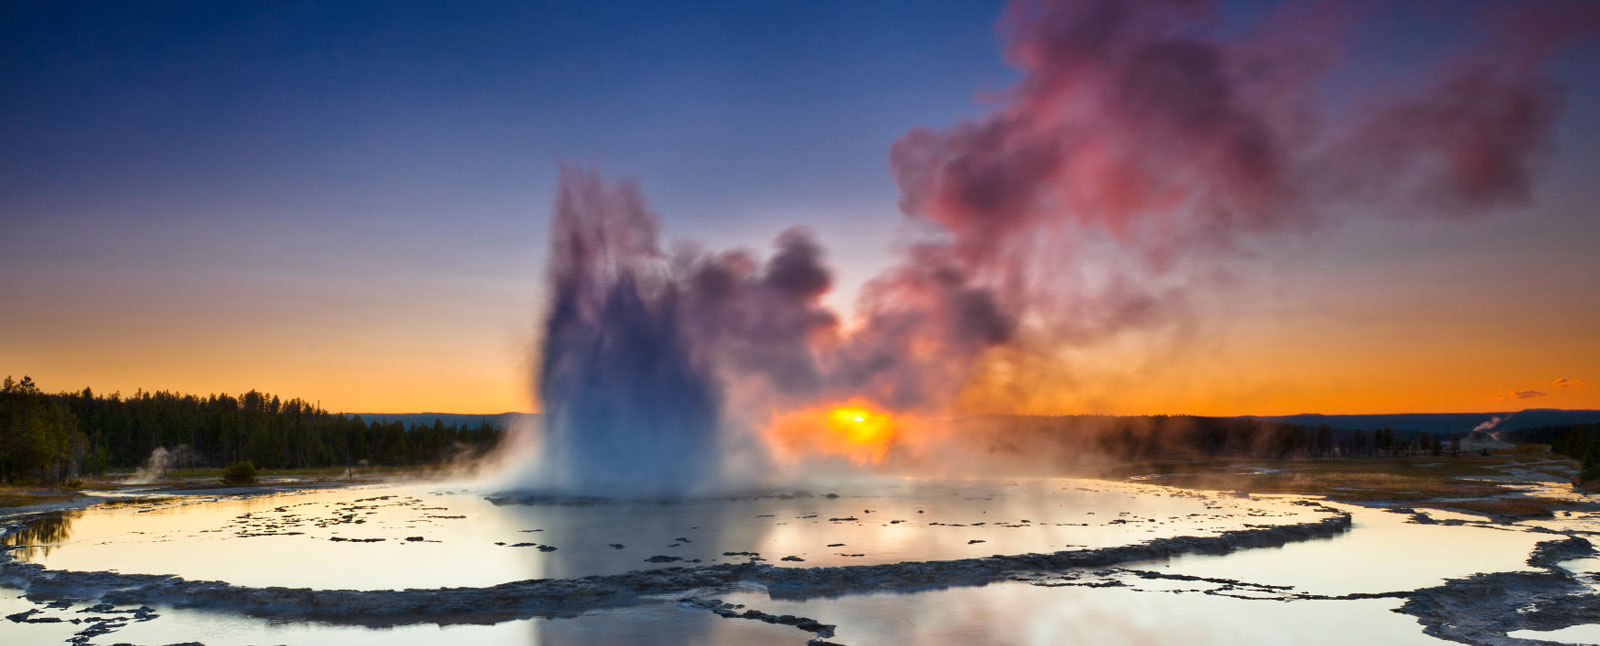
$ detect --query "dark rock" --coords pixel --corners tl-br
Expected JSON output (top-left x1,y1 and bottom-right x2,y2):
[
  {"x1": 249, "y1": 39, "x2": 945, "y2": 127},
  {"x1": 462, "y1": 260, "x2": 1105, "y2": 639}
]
[{"x1": 6, "y1": 609, "x2": 39, "y2": 623}]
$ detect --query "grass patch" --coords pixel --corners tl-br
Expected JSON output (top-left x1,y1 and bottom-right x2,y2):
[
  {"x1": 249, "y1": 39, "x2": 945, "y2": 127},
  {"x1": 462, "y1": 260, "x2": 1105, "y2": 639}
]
[
  {"x1": 0, "y1": 487, "x2": 80, "y2": 509},
  {"x1": 1433, "y1": 497, "x2": 1565, "y2": 519},
  {"x1": 105, "y1": 464, "x2": 444, "y2": 481},
  {"x1": 2, "y1": 464, "x2": 452, "y2": 507}
]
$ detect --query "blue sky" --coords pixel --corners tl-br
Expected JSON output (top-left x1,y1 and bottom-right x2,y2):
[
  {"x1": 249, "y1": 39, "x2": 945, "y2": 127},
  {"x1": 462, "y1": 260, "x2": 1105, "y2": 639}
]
[{"x1": 3, "y1": 1, "x2": 1597, "y2": 414}]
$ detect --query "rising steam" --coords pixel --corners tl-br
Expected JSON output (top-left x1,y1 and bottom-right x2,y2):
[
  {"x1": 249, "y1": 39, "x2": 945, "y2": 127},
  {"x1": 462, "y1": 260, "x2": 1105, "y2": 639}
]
[
  {"x1": 127, "y1": 445, "x2": 194, "y2": 485},
  {"x1": 516, "y1": 0, "x2": 1599, "y2": 497},
  {"x1": 529, "y1": 172, "x2": 725, "y2": 497}
]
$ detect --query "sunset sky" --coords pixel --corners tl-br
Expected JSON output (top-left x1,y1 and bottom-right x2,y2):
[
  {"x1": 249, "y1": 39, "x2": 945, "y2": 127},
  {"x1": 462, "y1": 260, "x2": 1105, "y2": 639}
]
[{"x1": 3, "y1": 1, "x2": 1597, "y2": 416}]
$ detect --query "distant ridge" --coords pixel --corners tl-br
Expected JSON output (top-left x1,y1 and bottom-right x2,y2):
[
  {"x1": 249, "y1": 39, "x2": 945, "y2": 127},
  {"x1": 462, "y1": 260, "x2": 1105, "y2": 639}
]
[
  {"x1": 350, "y1": 409, "x2": 1600, "y2": 435},
  {"x1": 1238, "y1": 409, "x2": 1600, "y2": 434}
]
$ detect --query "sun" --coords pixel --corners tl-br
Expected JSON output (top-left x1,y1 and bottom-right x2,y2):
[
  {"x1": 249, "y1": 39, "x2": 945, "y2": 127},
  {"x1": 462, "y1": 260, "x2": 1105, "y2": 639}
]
[
  {"x1": 826, "y1": 405, "x2": 894, "y2": 451},
  {"x1": 765, "y1": 400, "x2": 900, "y2": 466}
]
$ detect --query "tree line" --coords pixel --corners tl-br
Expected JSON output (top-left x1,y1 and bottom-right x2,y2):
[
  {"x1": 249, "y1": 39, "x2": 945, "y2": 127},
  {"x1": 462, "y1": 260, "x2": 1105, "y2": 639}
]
[
  {"x1": 966, "y1": 414, "x2": 1462, "y2": 463},
  {"x1": 0, "y1": 376, "x2": 504, "y2": 483}
]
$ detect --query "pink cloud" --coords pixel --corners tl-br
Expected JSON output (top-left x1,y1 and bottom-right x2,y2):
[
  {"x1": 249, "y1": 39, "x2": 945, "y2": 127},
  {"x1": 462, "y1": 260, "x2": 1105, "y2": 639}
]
[{"x1": 1493, "y1": 389, "x2": 1549, "y2": 400}]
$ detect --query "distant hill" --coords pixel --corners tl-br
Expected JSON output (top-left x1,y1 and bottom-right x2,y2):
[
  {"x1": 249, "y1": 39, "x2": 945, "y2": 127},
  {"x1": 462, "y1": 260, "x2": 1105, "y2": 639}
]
[
  {"x1": 351, "y1": 408, "x2": 1600, "y2": 436},
  {"x1": 351, "y1": 412, "x2": 539, "y2": 431},
  {"x1": 1239, "y1": 409, "x2": 1600, "y2": 434}
]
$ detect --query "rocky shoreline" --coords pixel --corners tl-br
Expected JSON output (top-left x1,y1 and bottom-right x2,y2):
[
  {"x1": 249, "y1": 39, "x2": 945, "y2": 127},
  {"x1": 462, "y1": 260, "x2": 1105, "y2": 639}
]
[{"x1": 1399, "y1": 536, "x2": 1599, "y2": 646}]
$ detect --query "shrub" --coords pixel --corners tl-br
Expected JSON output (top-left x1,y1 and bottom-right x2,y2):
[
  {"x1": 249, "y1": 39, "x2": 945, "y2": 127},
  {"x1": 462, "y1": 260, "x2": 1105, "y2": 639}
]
[{"x1": 221, "y1": 460, "x2": 257, "y2": 485}]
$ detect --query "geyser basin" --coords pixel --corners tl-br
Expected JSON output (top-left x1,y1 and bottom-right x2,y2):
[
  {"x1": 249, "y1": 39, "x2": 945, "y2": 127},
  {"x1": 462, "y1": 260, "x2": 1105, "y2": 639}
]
[
  {"x1": 6, "y1": 480, "x2": 1597, "y2": 645},
  {"x1": 5, "y1": 479, "x2": 1326, "y2": 590}
]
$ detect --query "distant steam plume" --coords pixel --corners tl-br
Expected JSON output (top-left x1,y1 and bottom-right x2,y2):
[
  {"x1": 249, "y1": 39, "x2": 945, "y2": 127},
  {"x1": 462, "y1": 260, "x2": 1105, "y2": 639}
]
[
  {"x1": 1473, "y1": 416, "x2": 1506, "y2": 434},
  {"x1": 127, "y1": 445, "x2": 194, "y2": 485},
  {"x1": 520, "y1": 0, "x2": 1599, "y2": 496},
  {"x1": 127, "y1": 447, "x2": 174, "y2": 485}
]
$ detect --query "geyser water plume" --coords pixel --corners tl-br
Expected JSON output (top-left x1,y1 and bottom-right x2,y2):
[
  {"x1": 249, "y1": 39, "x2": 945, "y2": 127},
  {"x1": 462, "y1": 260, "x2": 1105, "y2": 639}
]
[{"x1": 531, "y1": 169, "x2": 724, "y2": 498}]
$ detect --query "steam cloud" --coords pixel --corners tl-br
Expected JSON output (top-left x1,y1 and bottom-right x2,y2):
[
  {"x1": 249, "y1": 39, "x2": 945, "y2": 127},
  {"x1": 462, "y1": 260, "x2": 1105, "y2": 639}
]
[
  {"x1": 525, "y1": 0, "x2": 1599, "y2": 496},
  {"x1": 127, "y1": 445, "x2": 194, "y2": 485},
  {"x1": 1473, "y1": 416, "x2": 1506, "y2": 434}
]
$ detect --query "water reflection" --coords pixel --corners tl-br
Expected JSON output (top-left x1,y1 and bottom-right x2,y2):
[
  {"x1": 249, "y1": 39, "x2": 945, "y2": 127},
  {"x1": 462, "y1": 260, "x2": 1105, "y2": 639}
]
[
  {"x1": 1159, "y1": 503, "x2": 1549, "y2": 596},
  {"x1": 1507, "y1": 624, "x2": 1600, "y2": 644},
  {"x1": 1, "y1": 512, "x2": 78, "y2": 559},
  {"x1": 0, "y1": 592, "x2": 809, "y2": 646},
  {"x1": 4, "y1": 480, "x2": 1325, "y2": 590},
  {"x1": 723, "y1": 581, "x2": 1440, "y2": 646}
]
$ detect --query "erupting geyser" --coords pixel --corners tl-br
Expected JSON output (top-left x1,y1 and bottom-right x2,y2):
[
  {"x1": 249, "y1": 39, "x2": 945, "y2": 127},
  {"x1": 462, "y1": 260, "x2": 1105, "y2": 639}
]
[
  {"x1": 517, "y1": 0, "x2": 1598, "y2": 498},
  {"x1": 533, "y1": 170, "x2": 725, "y2": 497},
  {"x1": 523, "y1": 165, "x2": 1007, "y2": 497}
]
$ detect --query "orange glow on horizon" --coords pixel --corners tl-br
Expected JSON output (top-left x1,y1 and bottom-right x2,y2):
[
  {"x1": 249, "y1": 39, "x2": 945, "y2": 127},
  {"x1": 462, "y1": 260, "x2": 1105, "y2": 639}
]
[
  {"x1": 766, "y1": 399, "x2": 901, "y2": 465},
  {"x1": 6, "y1": 221, "x2": 1596, "y2": 418}
]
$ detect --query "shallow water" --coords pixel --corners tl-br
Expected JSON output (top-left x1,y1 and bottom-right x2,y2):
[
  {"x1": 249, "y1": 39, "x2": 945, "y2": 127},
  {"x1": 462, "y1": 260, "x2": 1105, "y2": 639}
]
[
  {"x1": 1508, "y1": 624, "x2": 1600, "y2": 645},
  {"x1": 1157, "y1": 503, "x2": 1548, "y2": 595},
  {"x1": 0, "y1": 591, "x2": 804, "y2": 645},
  {"x1": 707, "y1": 503, "x2": 1551, "y2": 645},
  {"x1": 3, "y1": 477, "x2": 1596, "y2": 645},
  {"x1": 1519, "y1": 507, "x2": 1600, "y2": 535},
  {"x1": 1560, "y1": 556, "x2": 1600, "y2": 594},
  {"x1": 721, "y1": 582, "x2": 1443, "y2": 646},
  {"x1": 3, "y1": 478, "x2": 1323, "y2": 590}
]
